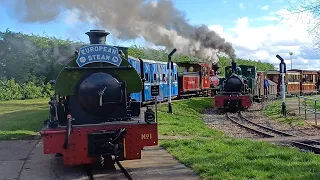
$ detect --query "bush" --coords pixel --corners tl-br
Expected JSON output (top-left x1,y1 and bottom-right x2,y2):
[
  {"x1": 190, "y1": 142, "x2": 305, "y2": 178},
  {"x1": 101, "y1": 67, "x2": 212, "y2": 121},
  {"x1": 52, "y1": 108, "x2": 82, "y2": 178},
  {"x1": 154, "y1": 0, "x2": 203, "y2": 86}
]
[
  {"x1": 0, "y1": 78, "x2": 23, "y2": 100},
  {"x1": 22, "y1": 81, "x2": 44, "y2": 99},
  {"x1": 0, "y1": 78, "x2": 53, "y2": 101}
]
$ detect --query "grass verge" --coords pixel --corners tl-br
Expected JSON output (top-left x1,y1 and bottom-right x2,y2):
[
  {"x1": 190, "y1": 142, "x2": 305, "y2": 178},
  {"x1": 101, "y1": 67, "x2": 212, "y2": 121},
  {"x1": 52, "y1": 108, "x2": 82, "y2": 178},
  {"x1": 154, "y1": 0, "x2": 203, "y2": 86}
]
[
  {"x1": 161, "y1": 138, "x2": 320, "y2": 180},
  {"x1": 0, "y1": 98, "x2": 48, "y2": 140},
  {"x1": 158, "y1": 98, "x2": 320, "y2": 180},
  {"x1": 2, "y1": 97, "x2": 320, "y2": 179},
  {"x1": 262, "y1": 99, "x2": 305, "y2": 126},
  {"x1": 157, "y1": 97, "x2": 223, "y2": 137}
]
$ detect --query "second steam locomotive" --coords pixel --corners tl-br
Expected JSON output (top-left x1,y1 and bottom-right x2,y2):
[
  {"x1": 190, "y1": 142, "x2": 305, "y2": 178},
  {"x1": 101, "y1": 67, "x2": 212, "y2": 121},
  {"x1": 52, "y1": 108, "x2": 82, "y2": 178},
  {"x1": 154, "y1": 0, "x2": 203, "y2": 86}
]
[{"x1": 215, "y1": 62, "x2": 260, "y2": 111}]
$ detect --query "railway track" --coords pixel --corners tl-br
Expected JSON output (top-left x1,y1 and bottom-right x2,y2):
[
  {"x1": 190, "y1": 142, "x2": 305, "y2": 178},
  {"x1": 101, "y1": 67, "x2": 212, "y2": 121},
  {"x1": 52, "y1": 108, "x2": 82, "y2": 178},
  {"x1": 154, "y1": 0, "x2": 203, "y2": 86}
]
[
  {"x1": 226, "y1": 112, "x2": 320, "y2": 154},
  {"x1": 116, "y1": 160, "x2": 135, "y2": 180},
  {"x1": 84, "y1": 160, "x2": 135, "y2": 180}
]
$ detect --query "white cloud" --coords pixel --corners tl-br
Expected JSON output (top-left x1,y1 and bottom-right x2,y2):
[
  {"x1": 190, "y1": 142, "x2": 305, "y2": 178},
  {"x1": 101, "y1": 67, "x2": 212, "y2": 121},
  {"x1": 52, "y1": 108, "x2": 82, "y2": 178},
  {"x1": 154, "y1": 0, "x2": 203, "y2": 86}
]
[
  {"x1": 63, "y1": 9, "x2": 80, "y2": 25},
  {"x1": 209, "y1": 9, "x2": 320, "y2": 70},
  {"x1": 239, "y1": 3, "x2": 244, "y2": 9},
  {"x1": 261, "y1": 5, "x2": 269, "y2": 10},
  {"x1": 208, "y1": 25, "x2": 224, "y2": 36}
]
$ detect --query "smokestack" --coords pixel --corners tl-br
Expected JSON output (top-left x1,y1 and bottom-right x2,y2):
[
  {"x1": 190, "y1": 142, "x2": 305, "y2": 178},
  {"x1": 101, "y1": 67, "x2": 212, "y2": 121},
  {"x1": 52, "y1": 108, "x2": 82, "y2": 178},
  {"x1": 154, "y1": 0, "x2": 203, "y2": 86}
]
[
  {"x1": 85, "y1": 30, "x2": 110, "y2": 44},
  {"x1": 212, "y1": 63, "x2": 220, "y2": 72},
  {"x1": 232, "y1": 61, "x2": 237, "y2": 73}
]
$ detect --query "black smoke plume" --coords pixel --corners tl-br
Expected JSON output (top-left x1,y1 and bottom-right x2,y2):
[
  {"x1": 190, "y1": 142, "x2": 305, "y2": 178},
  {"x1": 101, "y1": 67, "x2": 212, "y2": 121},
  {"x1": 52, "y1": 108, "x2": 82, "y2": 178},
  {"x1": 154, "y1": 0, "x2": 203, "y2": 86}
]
[{"x1": 2, "y1": 0, "x2": 237, "y2": 63}]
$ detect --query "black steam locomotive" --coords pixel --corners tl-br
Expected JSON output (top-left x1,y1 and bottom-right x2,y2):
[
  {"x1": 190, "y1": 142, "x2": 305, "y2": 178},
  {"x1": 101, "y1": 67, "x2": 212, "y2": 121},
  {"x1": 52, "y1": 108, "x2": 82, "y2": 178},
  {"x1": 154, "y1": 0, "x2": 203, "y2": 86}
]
[
  {"x1": 40, "y1": 30, "x2": 158, "y2": 167},
  {"x1": 215, "y1": 62, "x2": 256, "y2": 111}
]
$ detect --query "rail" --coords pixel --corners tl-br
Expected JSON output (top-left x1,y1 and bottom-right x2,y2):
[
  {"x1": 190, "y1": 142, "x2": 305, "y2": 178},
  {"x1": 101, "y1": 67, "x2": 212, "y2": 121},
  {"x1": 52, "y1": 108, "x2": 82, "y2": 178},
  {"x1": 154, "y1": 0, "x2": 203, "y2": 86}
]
[
  {"x1": 227, "y1": 112, "x2": 320, "y2": 154},
  {"x1": 298, "y1": 96, "x2": 320, "y2": 125}
]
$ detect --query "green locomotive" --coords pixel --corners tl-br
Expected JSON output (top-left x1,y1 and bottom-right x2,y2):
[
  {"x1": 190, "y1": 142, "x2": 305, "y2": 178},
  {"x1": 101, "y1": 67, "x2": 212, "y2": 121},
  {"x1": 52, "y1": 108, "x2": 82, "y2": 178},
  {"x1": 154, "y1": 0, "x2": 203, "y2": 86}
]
[{"x1": 215, "y1": 63, "x2": 260, "y2": 111}]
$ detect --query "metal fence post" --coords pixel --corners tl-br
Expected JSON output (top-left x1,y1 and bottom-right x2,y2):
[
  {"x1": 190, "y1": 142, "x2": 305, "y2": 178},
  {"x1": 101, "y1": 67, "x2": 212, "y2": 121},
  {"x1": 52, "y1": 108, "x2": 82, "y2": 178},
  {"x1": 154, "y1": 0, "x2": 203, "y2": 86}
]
[
  {"x1": 298, "y1": 96, "x2": 300, "y2": 116},
  {"x1": 315, "y1": 100, "x2": 318, "y2": 125},
  {"x1": 304, "y1": 97, "x2": 307, "y2": 120}
]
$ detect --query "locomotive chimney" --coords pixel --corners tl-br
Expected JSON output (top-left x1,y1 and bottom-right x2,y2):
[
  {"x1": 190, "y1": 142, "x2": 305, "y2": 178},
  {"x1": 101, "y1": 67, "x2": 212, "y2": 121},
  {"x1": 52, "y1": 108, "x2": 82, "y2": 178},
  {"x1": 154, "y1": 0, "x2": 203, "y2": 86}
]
[{"x1": 85, "y1": 30, "x2": 110, "y2": 44}]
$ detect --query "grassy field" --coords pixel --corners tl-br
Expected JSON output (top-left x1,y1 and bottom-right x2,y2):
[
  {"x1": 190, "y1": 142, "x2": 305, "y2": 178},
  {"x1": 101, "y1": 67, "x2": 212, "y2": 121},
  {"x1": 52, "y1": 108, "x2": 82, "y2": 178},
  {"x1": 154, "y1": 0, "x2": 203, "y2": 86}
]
[
  {"x1": 158, "y1": 98, "x2": 320, "y2": 180},
  {"x1": 2, "y1": 97, "x2": 320, "y2": 179},
  {"x1": 0, "y1": 98, "x2": 48, "y2": 140},
  {"x1": 262, "y1": 95, "x2": 320, "y2": 126},
  {"x1": 262, "y1": 99, "x2": 305, "y2": 126},
  {"x1": 157, "y1": 98, "x2": 223, "y2": 137}
]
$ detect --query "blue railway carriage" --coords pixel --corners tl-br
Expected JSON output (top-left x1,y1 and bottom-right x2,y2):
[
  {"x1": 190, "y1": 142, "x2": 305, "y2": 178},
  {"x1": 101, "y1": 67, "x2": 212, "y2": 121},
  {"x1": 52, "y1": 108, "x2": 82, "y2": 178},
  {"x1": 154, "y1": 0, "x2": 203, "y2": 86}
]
[{"x1": 128, "y1": 56, "x2": 179, "y2": 104}]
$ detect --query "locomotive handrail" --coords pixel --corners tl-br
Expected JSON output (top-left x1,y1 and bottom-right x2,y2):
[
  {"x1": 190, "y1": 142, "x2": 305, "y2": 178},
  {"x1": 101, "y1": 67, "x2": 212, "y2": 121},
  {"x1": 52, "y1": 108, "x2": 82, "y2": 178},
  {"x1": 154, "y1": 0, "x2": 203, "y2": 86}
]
[
  {"x1": 64, "y1": 66, "x2": 132, "y2": 70},
  {"x1": 63, "y1": 115, "x2": 73, "y2": 149}
]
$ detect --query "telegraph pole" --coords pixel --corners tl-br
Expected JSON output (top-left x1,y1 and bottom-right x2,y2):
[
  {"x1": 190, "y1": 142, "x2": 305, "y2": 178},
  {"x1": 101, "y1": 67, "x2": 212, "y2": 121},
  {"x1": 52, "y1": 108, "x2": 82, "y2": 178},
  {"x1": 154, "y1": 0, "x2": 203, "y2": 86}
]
[
  {"x1": 167, "y1": 48, "x2": 177, "y2": 114},
  {"x1": 276, "y1": 54, "x2": 287, "y2": 117}
]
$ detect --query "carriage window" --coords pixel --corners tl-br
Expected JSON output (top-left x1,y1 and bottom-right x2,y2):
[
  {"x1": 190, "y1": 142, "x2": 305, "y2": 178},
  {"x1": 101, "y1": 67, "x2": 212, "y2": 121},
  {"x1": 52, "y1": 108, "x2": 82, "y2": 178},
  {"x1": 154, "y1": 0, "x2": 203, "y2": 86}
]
[
  {"x1": 203, "y1": 67, "x2": 208, "y2": 76},
  {"x1": 304, "y1": 74, "x2": 313, "y2": 82},
  {"x1": 162, "y1": 74, "x2": 166, "y2": 81},
  {"x1": 289, "y1": 74, "x2": 300, "y2": 82},
  {"x1": 153, "y1": 74, "x2": 157, "y2": 81},
  {"x1": 174, "y1": 74, "x2": 177, "y2": 81},
  {"x1": 144, "y1": 73, "x2": 149, "y2": 82}
]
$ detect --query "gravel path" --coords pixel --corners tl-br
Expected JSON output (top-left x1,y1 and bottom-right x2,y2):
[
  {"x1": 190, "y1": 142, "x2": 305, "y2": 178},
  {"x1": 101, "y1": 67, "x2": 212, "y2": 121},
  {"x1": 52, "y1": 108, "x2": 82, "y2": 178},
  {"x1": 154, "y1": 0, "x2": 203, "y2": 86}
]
[
  {"x1": 203, "y1": 103, "x2": 320, "y2": 139},
  {"x1": 203, "y1": 108, "x2": 264, "y2": 139}
]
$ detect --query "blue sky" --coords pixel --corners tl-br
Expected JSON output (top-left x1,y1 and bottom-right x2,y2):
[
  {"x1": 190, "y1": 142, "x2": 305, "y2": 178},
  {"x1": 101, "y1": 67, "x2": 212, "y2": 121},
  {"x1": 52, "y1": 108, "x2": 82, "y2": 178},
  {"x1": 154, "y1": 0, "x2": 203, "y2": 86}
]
[
  {"x1": 0, "y1": 0, "x2": 285, "y2": 40},
  {"x1": 0, "y1": 0, "x2": 319, "y2": 69}
]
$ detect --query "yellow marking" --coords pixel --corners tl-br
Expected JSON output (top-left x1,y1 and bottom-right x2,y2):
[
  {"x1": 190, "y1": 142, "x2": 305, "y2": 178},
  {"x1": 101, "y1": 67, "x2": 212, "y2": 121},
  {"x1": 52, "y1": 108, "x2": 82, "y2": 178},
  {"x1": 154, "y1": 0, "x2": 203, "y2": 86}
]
[
  {"x1": 123, "y1": 138, "x2": 126, "y2": 159},
  {"x1": 141, "y1": 133, "x2": 152, "y2": 140}
]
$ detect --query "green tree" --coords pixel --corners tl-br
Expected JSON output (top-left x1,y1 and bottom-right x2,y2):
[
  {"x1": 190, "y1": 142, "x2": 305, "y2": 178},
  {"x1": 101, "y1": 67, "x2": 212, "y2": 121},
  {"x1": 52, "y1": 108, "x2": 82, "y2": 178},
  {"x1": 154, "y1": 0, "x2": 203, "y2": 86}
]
[
  {"x1": 0, "y1": 29, "x2": 82, "y2": 83},
  {"x1": 0, "y1": 29, "x2": 275, "y2": 84}
]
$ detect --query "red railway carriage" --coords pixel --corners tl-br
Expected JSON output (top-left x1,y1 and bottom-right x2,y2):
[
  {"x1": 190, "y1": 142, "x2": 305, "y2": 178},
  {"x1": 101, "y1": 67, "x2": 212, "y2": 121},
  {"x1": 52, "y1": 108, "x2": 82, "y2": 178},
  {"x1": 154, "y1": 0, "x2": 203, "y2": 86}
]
[
  {"x1": 289, "y1": 69, "x2": 319, "y2": 95},
  {"x1": 285, "y1": 70, "x2": 301, "y2": 95},
  {"x1": 199, "y1": 63, "x2": 211, "y2": 90},
  {"x1": 177, "y1": 62, "x2": 213, "y2": 97}
]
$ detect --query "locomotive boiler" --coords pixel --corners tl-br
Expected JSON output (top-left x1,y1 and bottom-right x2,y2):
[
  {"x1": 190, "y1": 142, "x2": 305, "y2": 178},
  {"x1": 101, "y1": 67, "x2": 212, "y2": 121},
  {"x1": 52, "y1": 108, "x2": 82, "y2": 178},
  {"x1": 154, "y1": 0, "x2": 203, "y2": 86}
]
[{"x1": 40, "y1": 30, "x2": 158, "y2": 167}]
